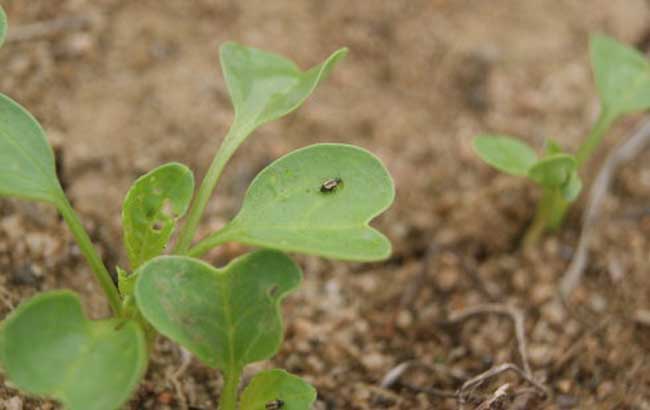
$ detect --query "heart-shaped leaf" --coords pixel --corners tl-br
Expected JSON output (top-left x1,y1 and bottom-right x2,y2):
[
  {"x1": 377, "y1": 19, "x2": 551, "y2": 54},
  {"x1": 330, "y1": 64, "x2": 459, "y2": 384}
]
[
  {"x1": 473, "y1": 135, "x2": 538, "y2": 176},
  {"x1": 190, "y1": 144, "x2": 394, "y2": 261},
  {"x1": 0, "y1": 6, "x2": 7, "y2": 47},
  {"x1": 240, "y1": 369, "x2": 316, "y2": 410},
  {"x1": 221, "y1": 42, "x2": 347, "y2": 140},
  {"x1": 134, "y1": 250, "x2": 301, "y2": 370},
  {"x1": 122, "y1": 162, "x2": 194, "y2": 269},
  {"x1": 591, "y1": 34, "x2": 650, "y2": 118},
  {"x1": 527, "y1": 154, "x2": 577, "y2": 188},
  {"x1": 0, "y1": 94, "x2": 64, "y2": 203},
  {"x1": 0, "y1": 291, "x2": 147, "y2": 410}
]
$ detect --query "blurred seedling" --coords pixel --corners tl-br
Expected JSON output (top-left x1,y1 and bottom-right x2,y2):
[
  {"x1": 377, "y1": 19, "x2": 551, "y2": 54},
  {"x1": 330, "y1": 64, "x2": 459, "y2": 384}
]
[
  {"x1": 473, "y1": 34, "x2": 650, "y2": 246},
  {"x1": 0, "y1": 7, "x2": 394, "y2": 410}
]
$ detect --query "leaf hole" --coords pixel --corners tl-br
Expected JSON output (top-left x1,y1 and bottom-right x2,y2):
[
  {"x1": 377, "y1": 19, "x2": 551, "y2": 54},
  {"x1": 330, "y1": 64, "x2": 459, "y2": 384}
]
[
  {"x1": 268, "y1": 284, "x2": 279, "y2": 297},
  {"x1": 152, "y1": 221, "x2": 164, "y2": 232},
  {"x1": 162, "y1": 198, "x2": 177, "y2": 218}
]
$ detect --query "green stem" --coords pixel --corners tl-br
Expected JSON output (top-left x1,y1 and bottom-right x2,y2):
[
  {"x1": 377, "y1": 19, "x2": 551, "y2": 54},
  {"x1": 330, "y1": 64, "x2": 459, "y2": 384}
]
[
  {"x1": 575, "y1": 109, "x2": 617, "y2": 167},
  {"x1": 174, "y1": 123, "x2": 249, "y2": 255},
  {"x1": 522, "y1": 187, "x2": 567, "y2": 247},
  {"x1": 187, "y1": 225, "x2": 235, "y2": 258},
  {"x1": 218, "y1": 367, "x2": 242, "y2": 410},
  {"x1": 56, "y1": 196, "x2": 122, "y2": 315}
]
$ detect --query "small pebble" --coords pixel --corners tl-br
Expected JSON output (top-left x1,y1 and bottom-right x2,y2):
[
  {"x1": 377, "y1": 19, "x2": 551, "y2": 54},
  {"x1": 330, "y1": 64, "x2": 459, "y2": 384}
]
[
  {"x1": 6, "y1": 397, "x2": 23, "y2": 410},
  {"x1": 157, "y1": 390, "x2": 174, "y2": 405},
  {"x1": 633, "y1": 309, "x2": 650, "y2": 326},
  {"x1": 556, "y1": 394, "x2": 579, "y2": 409},
  {"x1": 10, "y1": 264, "x2": 41, "y2": 286}
]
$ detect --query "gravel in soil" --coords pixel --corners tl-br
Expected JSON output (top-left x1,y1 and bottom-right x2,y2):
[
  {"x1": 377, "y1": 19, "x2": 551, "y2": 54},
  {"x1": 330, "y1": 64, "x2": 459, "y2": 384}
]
[{"x1": 1, "y1": 1, "x2": 650, "y2": 409}]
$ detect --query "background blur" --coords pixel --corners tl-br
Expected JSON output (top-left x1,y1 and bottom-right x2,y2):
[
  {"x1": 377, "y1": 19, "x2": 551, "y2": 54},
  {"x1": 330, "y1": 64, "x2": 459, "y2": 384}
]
[{"x1": 1, "y1": 1, "x2": 650, "y2": 409}]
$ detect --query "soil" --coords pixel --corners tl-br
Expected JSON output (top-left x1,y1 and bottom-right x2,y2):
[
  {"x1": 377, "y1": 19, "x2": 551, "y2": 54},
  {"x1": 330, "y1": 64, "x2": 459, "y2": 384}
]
[{"x1": 1, "y1": 1, "x2": 650, "y2": 409}]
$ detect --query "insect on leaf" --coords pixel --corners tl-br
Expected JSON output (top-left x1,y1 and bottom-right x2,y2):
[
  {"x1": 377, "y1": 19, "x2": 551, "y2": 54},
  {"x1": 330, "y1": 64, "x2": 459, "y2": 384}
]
[
  {"x1": 134, "y1": 250, "x2": 301, "y2": 370},
  {"x1": 527, "y1": 153, "x2": 577, "y2": 188},
  {"x1": 0, "y1": 5, "x2": 7, "y2": 47},
  {"x1": 0, "y1": 291, "x2": 148, "y2": 410},
  {"x1": 473, "y1": 135, "x2": 538, "y2": 176},
  {"x1": 220, "y1": 42, "x2": 347, "y2": 146},
  {"x1": 192, "y1": 143, "x2": 395, "y2": 261},
  {"x1": 591, "y1": 34, "x2": 650, "y2": 118},
  {"x1": 0, "y1": 94, "x2": 64, "y2": 203},
  {"x1": 122, "y1": 162, "x2": 194, "y2": 269},
  {"x1": 240, "y1": 369, "x2": 317, "y2": 410}
]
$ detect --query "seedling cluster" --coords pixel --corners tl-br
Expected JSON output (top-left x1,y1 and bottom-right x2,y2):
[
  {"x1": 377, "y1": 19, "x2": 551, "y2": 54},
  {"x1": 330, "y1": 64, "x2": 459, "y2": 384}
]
[
  {"x1": 0, "y1": 7, "x2": 394, "y2": 410},
  {"x1": 473, "y1": 34, "x2": 650, "y2": 245}
]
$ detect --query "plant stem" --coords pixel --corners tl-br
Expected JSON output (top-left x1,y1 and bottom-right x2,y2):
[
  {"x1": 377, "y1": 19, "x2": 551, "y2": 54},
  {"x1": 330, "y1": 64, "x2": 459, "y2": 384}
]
[
  {"x1": 218, "y1": 367, "x2": 242, "y2": 410},
  {"x1": 522, "y1": 187, "x2": 567, "y2": 248},
  {"x1": 575, "y1": 109, "x2": 616, "y2": 166},
  {"x1": 174, "y1": 123, "x2": 249, "y2": 255},
  {"x1": 187, "y1": 225, "x2": 236, "y2": 258},
  {"x1": 55, "y1": 196, "x2": 122, "y2": 315},
  {"x1": 524, "y1": 109, "x2": 617, "y2": 247}
]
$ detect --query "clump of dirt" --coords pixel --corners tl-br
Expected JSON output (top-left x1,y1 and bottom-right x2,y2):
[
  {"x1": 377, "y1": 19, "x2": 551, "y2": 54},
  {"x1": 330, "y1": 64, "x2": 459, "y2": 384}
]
[{"x1": 1, "y1": 1, "x2": 650, "y2": 409}]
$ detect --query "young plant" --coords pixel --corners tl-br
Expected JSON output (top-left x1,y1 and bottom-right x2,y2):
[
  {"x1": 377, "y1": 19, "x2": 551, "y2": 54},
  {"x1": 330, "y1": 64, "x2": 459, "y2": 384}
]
[
  {"x1": 473, "y1": 34, "x2": 650, "y2": 246},
  {"x1": 0, "y1": 7, "x2": 395, "y2": 410}
]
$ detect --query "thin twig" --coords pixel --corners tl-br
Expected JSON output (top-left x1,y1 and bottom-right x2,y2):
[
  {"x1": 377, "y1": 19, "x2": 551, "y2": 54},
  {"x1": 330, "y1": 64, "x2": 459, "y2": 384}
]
[
  {"x1": 446, "y1": 304, "x2": 532, "y2": 377},
  {"x1": 474, "y1": 383, "x2": 511, "y2": 410},
  {"x1": 380, "y1": 361, "x2": 414, "y2": 388},
  {"x1": 458, "y1": 363, "x2": 549, "y2": 403},
  {"x1": 400, "y1": 382, "x2": 459, "y2": 399},
  {"x1": 6, "y1": 16, "x2": 91, "y2": 43},
  {"x1": 560, "y1": 118, "x2": 650, "y2": 297},
  {"x1": 168, "y1": 347, "x2": 193, "y2": 410}
]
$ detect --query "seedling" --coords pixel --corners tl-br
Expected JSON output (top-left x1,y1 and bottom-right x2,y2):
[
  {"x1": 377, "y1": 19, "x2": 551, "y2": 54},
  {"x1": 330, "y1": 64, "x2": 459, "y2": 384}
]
[
  {"x1": 0, "y1": 7, "x2": 395, "y2": 410},
  {"x1": 473, "y1": 34, "x2": 650, "y2": 246}
]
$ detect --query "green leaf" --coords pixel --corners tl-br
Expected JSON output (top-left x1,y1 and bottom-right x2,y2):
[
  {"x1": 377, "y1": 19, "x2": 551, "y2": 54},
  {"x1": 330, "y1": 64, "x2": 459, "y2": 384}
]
[
  {"x1": 0, "y1": 6, "x2": 7, "y2": 48},
  {"x1": 527, "y1": 154, "x2": 577, "y2": 188},
  {"x1": 591, "y1": 34, "x2": 650, "y2": 117},
  {"x1": 122, "y1": 162, "x2": 194, "y2": 269},
  {"x1": 134, "y1": 250, "x2": 301, "y2": 369},
  {"x1": 0, "y1": 291, "x2": 147, "y2": 410},
  {"x1": 561, "y1": 170, "x2": 582, "y2": 202},
  {"x1": 220, "y1": 42, "x2": 347, "y2": 140},
  {"x1": 473, "y1": 135, "x2": 538, "y2": 176},
  {"x1": 240, "y1": 369, "x2": 317, "y2": 410},
  {"x1": 0, "y1": 94, "x2": 63, "y2": 203},
  {"x1": 191, "y1": 144, "x2": 394, "y2": 261},
  {"x1": 544, "y1": 138, "x2": 564, "y2": 156}
]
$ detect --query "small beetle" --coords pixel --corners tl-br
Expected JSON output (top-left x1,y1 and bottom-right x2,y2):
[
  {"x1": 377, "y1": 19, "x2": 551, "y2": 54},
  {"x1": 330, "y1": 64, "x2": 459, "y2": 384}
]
[
  {"x1": 265, "y1": 399, "x2": 284, "y2": 410},
  {"x1": 320, "y1": 177, "x2": 342, "y2": 193}
]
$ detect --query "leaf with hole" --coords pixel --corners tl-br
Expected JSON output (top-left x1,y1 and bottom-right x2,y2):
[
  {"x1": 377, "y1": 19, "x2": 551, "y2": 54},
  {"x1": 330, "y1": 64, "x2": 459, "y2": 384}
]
[
  {"x1": 134, "y1": 250, "x2": 301, "y2": 370},
  {"x1": 240, "y1": 369, "x2": 316, "y2": 410},
  {"x1": 191, "y1": 144, "x2": 394, "y2": 261},
  {"x1": 473, "y1": 135, "x2": 538, "y2": 176},
  {"x1": 0, "y1": 5, "x2": 7, "y2": 47},
  {"x1": 220, "y1": 42, "x2": 347, "y2": 145},
  {"x1": 122, "y1": 162, "x2": 194, "y2": 269},
  {"x1": 591, "y1": 34, "x2": 650, "y2": 118},
  {"x1": 0, "y1": 94, "x2": 63, "y2": 203},
  {"x1": 0, "y1": 291, "x2": 147, "y2": 410},
  {"x1": 527, "y1": 154, "x2": 577, "y2": 188}
]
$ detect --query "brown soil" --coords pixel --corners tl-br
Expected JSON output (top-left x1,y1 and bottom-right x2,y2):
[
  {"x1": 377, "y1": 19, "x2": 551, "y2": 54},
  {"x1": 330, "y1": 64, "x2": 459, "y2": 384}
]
[{"x1": 2, "y1": 1, "x2": 650, "y2": 409}]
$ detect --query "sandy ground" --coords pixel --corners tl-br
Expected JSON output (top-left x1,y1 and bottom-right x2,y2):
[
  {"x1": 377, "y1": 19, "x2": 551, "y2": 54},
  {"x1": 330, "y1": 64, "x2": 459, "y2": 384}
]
[{"x1": 1, "y1": 1, "x2": 650, "y2": 409}]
